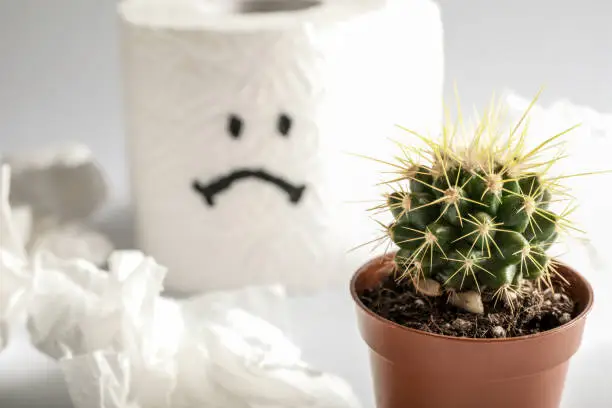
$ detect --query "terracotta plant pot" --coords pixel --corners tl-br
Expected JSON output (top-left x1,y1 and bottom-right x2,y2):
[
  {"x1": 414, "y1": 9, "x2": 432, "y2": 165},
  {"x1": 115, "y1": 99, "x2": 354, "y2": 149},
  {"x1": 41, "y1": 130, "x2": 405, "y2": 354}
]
[{"x1": 350, "y1": 253, "x2": 594, "y2": 408}]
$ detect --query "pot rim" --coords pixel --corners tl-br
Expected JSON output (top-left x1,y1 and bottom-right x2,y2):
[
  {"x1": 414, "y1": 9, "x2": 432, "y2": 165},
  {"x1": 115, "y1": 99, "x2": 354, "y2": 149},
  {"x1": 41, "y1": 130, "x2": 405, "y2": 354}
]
[{"x1": 350, "y1": 253, "x2": 594, "y2": 343}]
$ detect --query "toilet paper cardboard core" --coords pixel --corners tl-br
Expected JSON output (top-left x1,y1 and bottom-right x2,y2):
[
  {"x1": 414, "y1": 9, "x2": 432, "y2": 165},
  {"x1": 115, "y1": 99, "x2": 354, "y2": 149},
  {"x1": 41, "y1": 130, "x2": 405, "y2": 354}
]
[{"x1": 216, "y1": 0, "x2": 323, "y2": 14}]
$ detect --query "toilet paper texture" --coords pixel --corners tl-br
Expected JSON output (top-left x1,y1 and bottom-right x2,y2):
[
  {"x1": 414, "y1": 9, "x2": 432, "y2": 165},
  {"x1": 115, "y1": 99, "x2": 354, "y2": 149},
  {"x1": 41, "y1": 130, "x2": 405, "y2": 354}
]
[{"x1": 119, "y1": 0, "x2": 445, "y2": 294}]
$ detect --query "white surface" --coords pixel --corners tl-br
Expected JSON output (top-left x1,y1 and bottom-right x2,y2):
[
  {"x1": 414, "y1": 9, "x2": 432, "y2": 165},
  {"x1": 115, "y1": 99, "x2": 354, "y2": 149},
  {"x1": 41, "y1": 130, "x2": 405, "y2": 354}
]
[{"x1": 1, "y1": 282, "x2": 612, "y2": 408}]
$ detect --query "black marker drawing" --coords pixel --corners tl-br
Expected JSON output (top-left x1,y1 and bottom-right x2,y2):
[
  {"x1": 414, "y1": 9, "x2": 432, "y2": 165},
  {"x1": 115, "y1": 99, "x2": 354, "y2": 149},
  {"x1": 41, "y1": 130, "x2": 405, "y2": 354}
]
[
  {"x1": 193, "y1": 169, "x2": 306, "y2": 206},
  {"x1": 228, "y1": 114, "x2": 243, "y2": 139},
  {"x1": 278, "y1": 113, "x2": 292, "y2": 136},
  {"x1": 193, "y1": 112, "x2": 306, "y2": 206}
]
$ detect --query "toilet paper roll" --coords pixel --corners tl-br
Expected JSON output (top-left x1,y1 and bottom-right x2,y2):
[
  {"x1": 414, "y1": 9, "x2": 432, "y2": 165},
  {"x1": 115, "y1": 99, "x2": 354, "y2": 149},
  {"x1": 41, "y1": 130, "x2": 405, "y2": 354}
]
[{"x1": 118, "y1": 0, "x2": 444, "y2": 294}]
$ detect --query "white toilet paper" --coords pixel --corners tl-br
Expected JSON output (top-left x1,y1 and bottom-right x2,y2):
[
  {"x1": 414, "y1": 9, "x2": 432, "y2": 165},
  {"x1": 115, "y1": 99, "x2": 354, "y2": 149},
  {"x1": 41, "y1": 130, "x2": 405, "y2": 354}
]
[{"x1": 118, "y1": 0, "x2": 444, "y2": 293}]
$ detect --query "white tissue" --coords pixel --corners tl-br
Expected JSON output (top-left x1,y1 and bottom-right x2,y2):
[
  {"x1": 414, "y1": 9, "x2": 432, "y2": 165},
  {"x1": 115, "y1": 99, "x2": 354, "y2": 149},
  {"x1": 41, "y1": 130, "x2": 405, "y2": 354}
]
[
  {"x1": 52, "y1": 277, "x2": 361, "y2": 408},
  {"x1": 180, "y1": 284, "x2": 290, "y2": 334},
  {"x1": 1, "y1": 161, "x2": 360, "y2": 408},
  {"x1": 193, "y1": 308, "x2": 362, "y2": 408},
  {"x1": 2, "y1": 143, "x2": 108, "y2": 223},
  {"x1": 0, "y1": 165, "x2": 31, "y2": 351},
  {"x1": 30, "y1": 223, "x2": 115, "y2": 267},
  {"x1": 1, "y1": 144, "x2": 115, "y2": 349},
  {"x1": 503, "y1": 92, "x2": 612, "y2": 273},
  {"x1": 1, "y1": 143, "x2": 114, "y2": 266},
  {"x1": 18, "y1": 238, "x2": 358, "y2": 407},
  {"x1": 60, "y1": 352, "x2": 138, "y2": 408},
  {"x1": 60, "y1": 351, "x2": 173, "y2": 408},
  {"x1": 26, "y1": 250, "x2": 183, "y2": 408},
  {"x1": 9, "y1": 205, "x2": 33, "y2": 249},
  {"x1": 0, "y1": 165, "x2": 28, "y2": 265},
  {"x1": 26, "y1": 250, "x2": 180, "y2": 360}
]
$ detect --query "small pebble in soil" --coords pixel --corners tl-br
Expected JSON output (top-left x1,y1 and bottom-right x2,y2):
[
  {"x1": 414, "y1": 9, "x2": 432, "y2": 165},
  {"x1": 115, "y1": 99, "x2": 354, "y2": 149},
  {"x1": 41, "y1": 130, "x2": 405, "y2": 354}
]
[
  {"x1": 415, "y1": 279, "x2": 442, "y2": 297},
  {"x1": 452, "y1": 318, "x2": 472, "y2": 331},
  {"x1": 503, "y1": 291, "x2": 518, "y2": 307},
  {"x1": 414, "y1": 299, "x2": 426, "y2": 308},
  {"x1": 488, "y1": 313, "x2": 503, "y2": 326},
  {"x1": 559, "y1": 313, "x2": 572, "y2": 325},
  {"x1": 491, "y1": 326, "x2": 506, "y2": 338}
]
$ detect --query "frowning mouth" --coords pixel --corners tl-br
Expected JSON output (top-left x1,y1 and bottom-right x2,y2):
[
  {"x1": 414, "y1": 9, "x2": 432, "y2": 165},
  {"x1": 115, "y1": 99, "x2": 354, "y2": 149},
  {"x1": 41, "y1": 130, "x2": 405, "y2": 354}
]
[{"x1": 192, "y1": 168, "x2": 306, "y2": 206}]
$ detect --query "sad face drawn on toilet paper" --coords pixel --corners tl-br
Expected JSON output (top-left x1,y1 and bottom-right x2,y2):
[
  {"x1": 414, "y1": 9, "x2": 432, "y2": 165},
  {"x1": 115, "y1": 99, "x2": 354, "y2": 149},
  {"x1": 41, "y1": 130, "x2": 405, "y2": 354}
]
[
  {"x1": 121, "y1": 0, "x2": 444, "y2": 293},
  {"x1": 191, "y1": 112, "x2": 307, "y2": 206}
]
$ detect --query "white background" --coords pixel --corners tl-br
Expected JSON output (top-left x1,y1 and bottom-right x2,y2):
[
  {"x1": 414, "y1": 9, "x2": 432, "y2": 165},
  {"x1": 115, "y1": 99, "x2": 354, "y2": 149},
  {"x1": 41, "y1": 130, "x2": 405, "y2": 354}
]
[
  {"x1": 1, "y1": 0, "x2": 611, "y2": 219},
  {"x1": 0, "y1": 1, "x2": 611, "y2": 407}
]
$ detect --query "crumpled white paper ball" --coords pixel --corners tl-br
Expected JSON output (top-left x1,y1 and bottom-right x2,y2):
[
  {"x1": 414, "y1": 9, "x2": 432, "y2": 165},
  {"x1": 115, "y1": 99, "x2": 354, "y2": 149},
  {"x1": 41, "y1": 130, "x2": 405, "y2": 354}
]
[
  {"x1": 503, "y1": 91, "x2": 612, "y2": 274},
  {"x1": 193, "y1": 308, "x2": 362, "y2": 408},
  {"x1": 49, "y1": 268, "x2": 362, "y2": 408},
  {"x1": 2, "y1": 143, "x2": 108, "y2": 223},
  {"x1": 29, "y1": 223, "x2": 115, "y2": 267},
  {"x1": 2, "y1": 143, "x2": 115, "y2": 267},
  {"x1": 0, "y1": 165, "x2": 32, "y2": 352},
  {"x1": 26, "y1": 250, "x2": 181, "y2": 362}
]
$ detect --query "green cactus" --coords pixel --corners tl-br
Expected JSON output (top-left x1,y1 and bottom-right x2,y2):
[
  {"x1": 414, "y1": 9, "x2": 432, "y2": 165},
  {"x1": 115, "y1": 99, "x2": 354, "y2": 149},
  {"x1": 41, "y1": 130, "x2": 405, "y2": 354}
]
[{"x1": 370, "y1": 92, "x2": 602, "y2": 313}]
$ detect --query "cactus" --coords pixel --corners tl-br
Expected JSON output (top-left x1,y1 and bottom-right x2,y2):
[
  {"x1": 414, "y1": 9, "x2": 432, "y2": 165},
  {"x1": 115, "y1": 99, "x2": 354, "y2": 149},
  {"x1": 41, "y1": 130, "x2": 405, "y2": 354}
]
[{"x1": 370, "y1": 92, "x2": 601, "y2": 314}]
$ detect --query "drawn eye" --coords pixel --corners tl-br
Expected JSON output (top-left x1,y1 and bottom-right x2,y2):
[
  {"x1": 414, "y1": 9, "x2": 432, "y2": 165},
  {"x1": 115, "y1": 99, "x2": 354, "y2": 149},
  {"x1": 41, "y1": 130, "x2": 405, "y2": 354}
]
[
  {"x1": 278, "y1": 113, "x2": 292, "y2": 137},
  {"x1": 228, "y1": 114, "x2": 243, "y2": 139}
]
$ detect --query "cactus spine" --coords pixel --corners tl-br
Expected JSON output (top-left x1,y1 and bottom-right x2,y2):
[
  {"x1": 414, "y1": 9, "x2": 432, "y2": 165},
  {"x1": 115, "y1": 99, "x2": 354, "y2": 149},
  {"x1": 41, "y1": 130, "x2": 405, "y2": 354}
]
[{"x1": 373, "y1": 93, "x2": 586, "y2": 313}]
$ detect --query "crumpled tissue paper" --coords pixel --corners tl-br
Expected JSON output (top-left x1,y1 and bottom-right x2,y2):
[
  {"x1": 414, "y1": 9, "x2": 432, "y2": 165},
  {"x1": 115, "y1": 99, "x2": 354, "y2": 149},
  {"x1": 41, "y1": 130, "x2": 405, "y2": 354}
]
[
  {"x1": 57, "y1": 293, "x2": 361, "y2": 408},
  {"x1": 48, "y1": 258, "x2": 360, "y2": 408},
  {"x1": 2, "y1": 143, "x2": 108, "y2": 223},
  {"x1": 1, "y1": 143, "x2": 114, "y2": 266},
  {"x1": 30, "y1": 223, "x2": 115, "y2": 267},
  {"x1": 503, "y1": 91, "x2": 612, "y2": 274},
  {"x1": 0, "y1": 165, "x2": 362, "y2": 408},
  {"x1": 174, "y1": 300, "x2": 361, "y2": 408},
  {"x1": 26, "y1": 250, "x2": 178, "y2": 361},
  {"x1": 0, "y1": 165, "x2": 31, "y2": 351}
]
